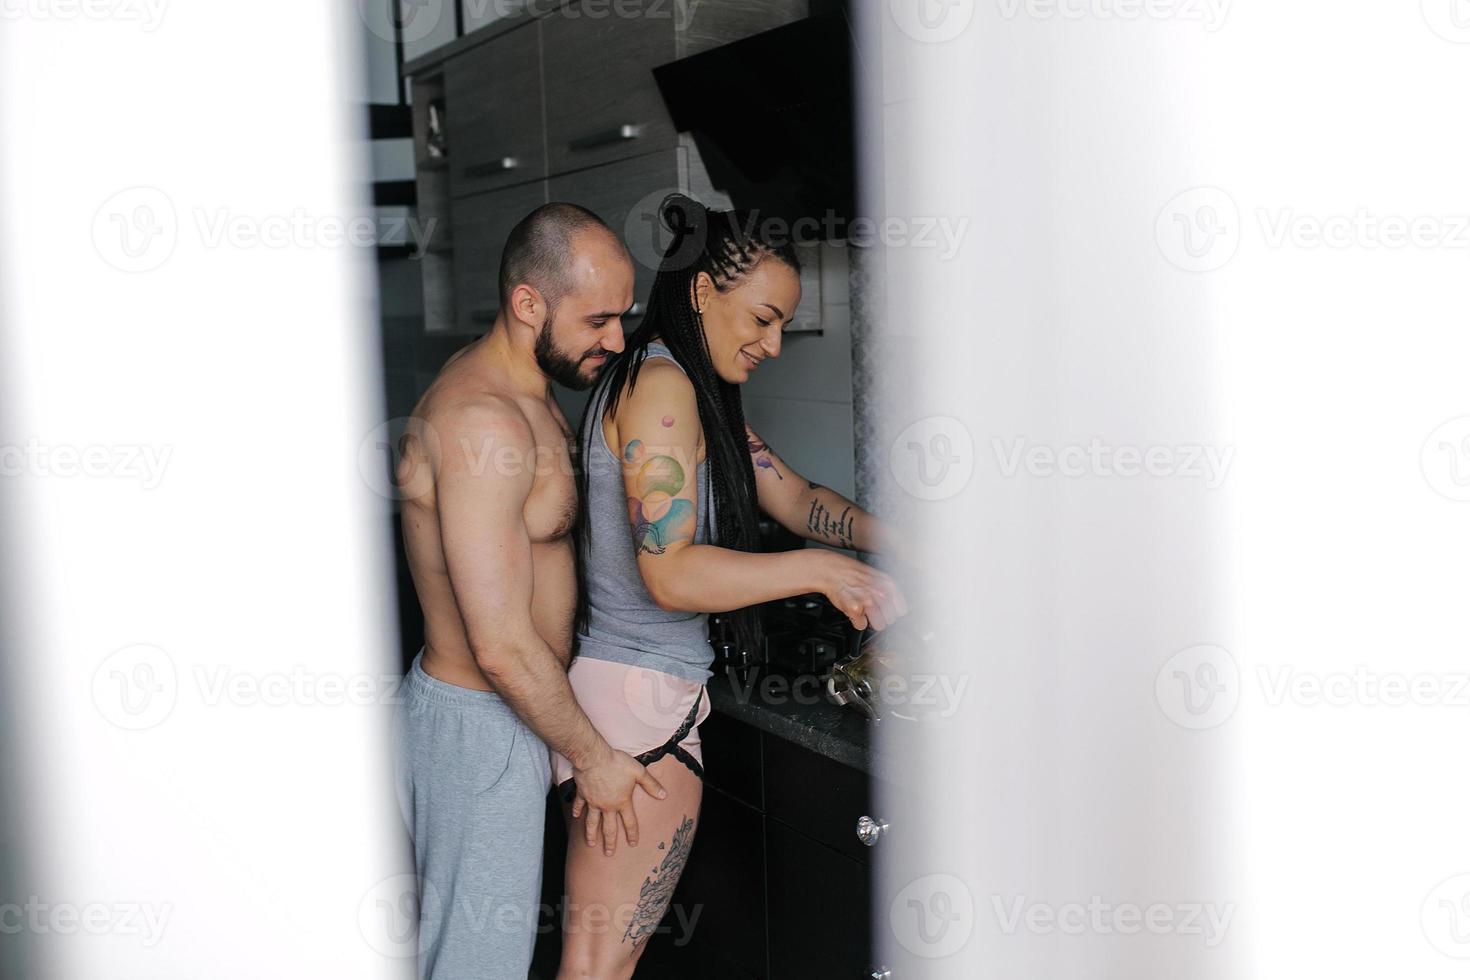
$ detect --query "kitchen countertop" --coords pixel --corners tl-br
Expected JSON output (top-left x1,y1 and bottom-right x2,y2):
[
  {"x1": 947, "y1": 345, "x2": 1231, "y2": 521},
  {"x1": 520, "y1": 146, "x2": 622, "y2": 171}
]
[{"x1": 704, "y1": 665, "x2": 889, "y2": 781}]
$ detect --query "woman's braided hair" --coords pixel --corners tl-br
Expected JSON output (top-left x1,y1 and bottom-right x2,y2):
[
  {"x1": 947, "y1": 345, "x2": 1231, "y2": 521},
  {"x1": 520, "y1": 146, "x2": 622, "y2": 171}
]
[{"x1": 574, "y1": 194, "x2": 801, "y2": 659}]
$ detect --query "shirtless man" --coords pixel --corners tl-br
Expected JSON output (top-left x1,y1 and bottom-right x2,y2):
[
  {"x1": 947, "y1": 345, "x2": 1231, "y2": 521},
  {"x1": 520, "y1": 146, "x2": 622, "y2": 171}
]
[{"x1": 393, "y1": 203, "x2": 666, "y2": 980}]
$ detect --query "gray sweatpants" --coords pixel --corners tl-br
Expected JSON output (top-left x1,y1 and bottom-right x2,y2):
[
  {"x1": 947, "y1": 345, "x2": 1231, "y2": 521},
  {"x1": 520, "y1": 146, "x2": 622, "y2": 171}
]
[{"x1": 394, "y1": 652, "x2": 552, "y2": 979}]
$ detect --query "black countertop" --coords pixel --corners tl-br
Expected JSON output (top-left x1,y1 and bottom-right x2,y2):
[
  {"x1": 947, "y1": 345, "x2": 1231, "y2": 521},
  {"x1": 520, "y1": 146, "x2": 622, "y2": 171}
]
[{"x1": 704, "y1": 665, "x2": 891, "y2": 781}]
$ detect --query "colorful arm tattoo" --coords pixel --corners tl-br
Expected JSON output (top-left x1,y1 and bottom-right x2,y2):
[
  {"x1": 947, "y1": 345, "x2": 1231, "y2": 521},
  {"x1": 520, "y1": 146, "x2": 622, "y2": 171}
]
[
  {"x1": 746, "y1": 428, "x2": 783, "y2": 480},
  {"x1": 624, "y1": 438, "x2": 696, "y2": 555}
]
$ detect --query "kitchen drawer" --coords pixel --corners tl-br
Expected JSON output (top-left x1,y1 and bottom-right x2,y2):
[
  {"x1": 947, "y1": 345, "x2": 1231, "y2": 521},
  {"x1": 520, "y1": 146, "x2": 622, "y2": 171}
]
[
  {"x1": 541, "y1": 3, "x2": 679, "y2": 174},
  {"x1": 765, "y1": 818, "x2": 873, "y2": 980},
  {"x1": 446, "y1": 24, "x2": 546, "y2": 198},
  {"x1": 547, "y1": 149, "x2": 679, "y2": 311},
  {"x1": 450, "y1": 181, "x2": 548, "y2": 332},
  {"x1": 762, "y1": 734, "x2": 880, "y2": 867}
]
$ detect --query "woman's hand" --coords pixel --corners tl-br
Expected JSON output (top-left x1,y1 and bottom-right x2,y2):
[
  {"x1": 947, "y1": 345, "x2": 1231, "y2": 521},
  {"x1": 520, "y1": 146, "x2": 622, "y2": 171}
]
[{"x1": 808, "y1": 549, "x2": 909, "y2": 632}]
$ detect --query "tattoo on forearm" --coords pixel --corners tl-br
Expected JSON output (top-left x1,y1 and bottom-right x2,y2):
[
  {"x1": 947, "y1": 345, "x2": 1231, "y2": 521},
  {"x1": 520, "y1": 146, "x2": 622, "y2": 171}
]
[
  {"x1": 807, "y1": 499, "x2": 855, "y2": 550},
  {"x1": 623, "y1": 815, "x2": 696, "y2": 953},
  {"x1": 624, "y1": 439, "x2": 695, "y2": 555},
  {"x1": 746, "y1": 430, "x2": 783, "y2": 480}
]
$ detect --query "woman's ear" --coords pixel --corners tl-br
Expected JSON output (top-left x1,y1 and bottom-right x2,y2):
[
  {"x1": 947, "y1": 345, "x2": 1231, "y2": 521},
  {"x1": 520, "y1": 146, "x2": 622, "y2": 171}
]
[{"x1": 690, "y1": 272, "x2": 713, "y2": 315}]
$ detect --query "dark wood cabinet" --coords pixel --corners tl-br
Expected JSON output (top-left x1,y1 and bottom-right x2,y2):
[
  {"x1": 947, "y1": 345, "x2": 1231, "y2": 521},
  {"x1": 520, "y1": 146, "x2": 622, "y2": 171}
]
[
  {"x1": 449, "y1": 180, "x2": 548, "y2": 331},
  {"x1": 446, "y1": 24, "x2": 547, "y2": 198},
  {"x1": 546, "y1": 149, "x2": 680, "y2": 308},
  {"x1": 765, "y1": 819, "x2": 872, "y2": 980},
  {"x1": 540, "y1": 3, "x2": 680, "y2": 175}
]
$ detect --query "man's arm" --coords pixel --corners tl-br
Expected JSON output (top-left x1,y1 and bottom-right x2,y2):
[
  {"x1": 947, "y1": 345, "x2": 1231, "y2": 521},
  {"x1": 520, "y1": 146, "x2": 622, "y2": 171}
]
[
  {"x1": 745, "y1": 423, "x2": 913, "y2": 563},
  {"x1": 433, "y1": 398, "x2": 664, "y2": 854}
]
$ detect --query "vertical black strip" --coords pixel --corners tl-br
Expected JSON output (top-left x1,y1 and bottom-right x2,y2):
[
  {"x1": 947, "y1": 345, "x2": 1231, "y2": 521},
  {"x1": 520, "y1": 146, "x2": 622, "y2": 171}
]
[
  {"x1": 390, "y1": 0, "x2": 406, "y2": 103},
  {"x1": 454, "y1": 0, "x2": 465, "y2": 40}
]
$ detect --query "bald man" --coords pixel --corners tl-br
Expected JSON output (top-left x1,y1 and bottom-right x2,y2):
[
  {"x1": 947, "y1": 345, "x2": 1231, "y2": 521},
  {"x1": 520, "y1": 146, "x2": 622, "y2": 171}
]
[{"x1": 393, "y1": 204, "x2": 666, "y2": 979}]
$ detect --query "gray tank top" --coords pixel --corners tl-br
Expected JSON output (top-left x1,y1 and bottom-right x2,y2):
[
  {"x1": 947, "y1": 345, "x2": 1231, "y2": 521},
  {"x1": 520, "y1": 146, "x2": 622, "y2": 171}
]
[{"x1": 576, "y1": 342, "x2": 714, "y2": 682}]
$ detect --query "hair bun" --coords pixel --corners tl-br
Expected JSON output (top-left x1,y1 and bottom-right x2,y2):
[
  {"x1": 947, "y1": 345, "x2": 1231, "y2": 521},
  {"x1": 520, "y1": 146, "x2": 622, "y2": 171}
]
[
  {"x1": 655, "y1": 193, "x2": 708, "y2": 269},
  {"x1": 658, "y1": 193, "x2": 705, "y2": 235}
]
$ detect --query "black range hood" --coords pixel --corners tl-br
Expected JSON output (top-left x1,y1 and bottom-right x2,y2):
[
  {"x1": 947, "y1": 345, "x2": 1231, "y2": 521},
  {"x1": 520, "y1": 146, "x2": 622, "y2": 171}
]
[{"x1": 652, "y1": 10, "x2": 856, "y2": 237}]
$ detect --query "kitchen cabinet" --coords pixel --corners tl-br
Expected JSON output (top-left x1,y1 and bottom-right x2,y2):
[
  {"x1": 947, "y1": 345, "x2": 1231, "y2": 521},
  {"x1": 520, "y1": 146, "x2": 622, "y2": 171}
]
[
  {"x1": 546, "y1": 149, "x2": 681, "y2": 312},
  {"x1": 540, "y1": 5, "x2": 680, "y2": 174},
  {"x1": 446, "y1": 24, "x2": 546, "y2": 198},
  {"x1": 449, "y1": 180, "x2": 548, "y2": 332}
]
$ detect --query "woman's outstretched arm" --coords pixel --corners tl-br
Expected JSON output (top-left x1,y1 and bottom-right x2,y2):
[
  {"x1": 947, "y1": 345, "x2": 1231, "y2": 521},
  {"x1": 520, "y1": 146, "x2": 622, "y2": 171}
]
[
  {"x1": 744, "y1": 423, "x2": 912, "y2": 563},
  {"x1": 608, "y1": 359, "x2": 906, "y2": 630}
]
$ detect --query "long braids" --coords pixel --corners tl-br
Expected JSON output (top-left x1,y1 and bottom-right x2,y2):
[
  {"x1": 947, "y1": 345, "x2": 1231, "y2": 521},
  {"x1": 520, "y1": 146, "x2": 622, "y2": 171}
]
[{"x1": 574, "y1": 195, "x2": 800, "y2": 660}]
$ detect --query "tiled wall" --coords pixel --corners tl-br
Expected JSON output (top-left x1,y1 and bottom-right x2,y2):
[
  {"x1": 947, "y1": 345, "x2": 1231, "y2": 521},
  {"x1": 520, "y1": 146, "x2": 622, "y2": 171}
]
[{"x1": 741, "y1": 241, "x2": 857, "y2": 500}]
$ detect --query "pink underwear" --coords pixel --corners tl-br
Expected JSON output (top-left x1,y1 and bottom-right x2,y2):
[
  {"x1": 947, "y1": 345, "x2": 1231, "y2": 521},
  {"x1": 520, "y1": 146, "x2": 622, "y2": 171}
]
[{"x1": 551, "y1": 656, "x2": 711, "y2": 799}]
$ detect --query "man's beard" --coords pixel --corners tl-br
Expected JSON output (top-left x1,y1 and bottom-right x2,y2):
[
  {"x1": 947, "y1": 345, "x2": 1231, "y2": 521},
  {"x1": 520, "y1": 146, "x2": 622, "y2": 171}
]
[{"x1": 533, "y1": 316, "x2": 606, "y2": 391}]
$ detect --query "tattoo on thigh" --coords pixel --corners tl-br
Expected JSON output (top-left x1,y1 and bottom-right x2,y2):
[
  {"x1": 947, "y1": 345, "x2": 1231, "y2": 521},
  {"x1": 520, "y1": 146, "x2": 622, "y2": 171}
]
[{"x1": 622, "y1": 815, "x2": 696, "y2": 953}]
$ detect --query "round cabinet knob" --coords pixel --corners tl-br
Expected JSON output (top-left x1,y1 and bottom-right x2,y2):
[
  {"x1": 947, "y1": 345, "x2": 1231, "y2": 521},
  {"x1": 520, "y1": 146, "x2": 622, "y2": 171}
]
[
  {"x1": 856, "y1": 815, "x2": 889, "y2": 847},
  {"x1": 868, "y1": 967, "x2": 892, "y2": 980}
]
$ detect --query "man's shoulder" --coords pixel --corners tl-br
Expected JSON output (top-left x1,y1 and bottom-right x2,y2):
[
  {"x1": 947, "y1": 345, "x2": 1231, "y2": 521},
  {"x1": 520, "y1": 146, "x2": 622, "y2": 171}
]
[{"x1": 423, "y1": 387, "x2": 534, "y2": 444}]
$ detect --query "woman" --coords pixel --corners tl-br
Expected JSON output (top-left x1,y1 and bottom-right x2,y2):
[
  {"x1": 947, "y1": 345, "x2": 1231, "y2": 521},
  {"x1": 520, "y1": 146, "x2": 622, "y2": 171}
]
[{"x1": 552, "y1": 196, "x2": 908, "y2": 977}]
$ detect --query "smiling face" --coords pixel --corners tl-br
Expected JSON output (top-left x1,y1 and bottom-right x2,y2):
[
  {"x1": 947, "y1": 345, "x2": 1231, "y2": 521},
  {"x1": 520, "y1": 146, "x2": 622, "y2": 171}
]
[
  {"x1": 531, "y1": 228, "x2": 634, "y2": 389},
  {"x1": 692, "y1": 257, "x2": 802, "y2": 384}
]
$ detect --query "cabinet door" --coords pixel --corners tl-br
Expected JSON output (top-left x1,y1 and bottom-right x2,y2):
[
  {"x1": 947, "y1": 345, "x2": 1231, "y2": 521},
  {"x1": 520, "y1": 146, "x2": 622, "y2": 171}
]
[
  {"x1": 765, "y1": 819, "x2": 873, "y2": 980},
  {"x1": 450, "y1": 181, "x2": 548, "y2": 332},
  {"x1": 446, "y1": 23, "x2": 546, "y2": 198},
  {"x1": 762, "y1": 734, "x2": 878, "y2": 866},
  {"x1": 546, "y1": 149, "x2": 679, "y2": 316},
  {"x1": 541, "y1": 4, "x2": 679, "y2": 174},
  {"x1": 399, "y1": 0, "x2": 459, "y2": 63}
]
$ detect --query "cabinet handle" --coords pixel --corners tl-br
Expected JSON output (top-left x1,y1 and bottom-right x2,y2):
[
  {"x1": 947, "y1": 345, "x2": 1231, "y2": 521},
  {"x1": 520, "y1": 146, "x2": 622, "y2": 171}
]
[
  {"x1": 856, "y1": 815, "x2": 888, "y2": 847},
  {"x1": 463, "y1": 157, "x2": 519, "y2": 178},
  {"x1": 470, "y1": 308, "x2": 497, "y2": 324},
  {"x1": 868, "y1": 968, "x2": 893, "y2": 980},
  {"x1": 568, "y1": 123, "x2": 642, "y2": 151}
]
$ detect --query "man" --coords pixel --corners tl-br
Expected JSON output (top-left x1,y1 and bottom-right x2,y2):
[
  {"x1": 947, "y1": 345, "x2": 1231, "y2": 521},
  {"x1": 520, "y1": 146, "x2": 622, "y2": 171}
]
[{"x1": 393, "y1": 203, "x2": 665, "y2": 979}]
